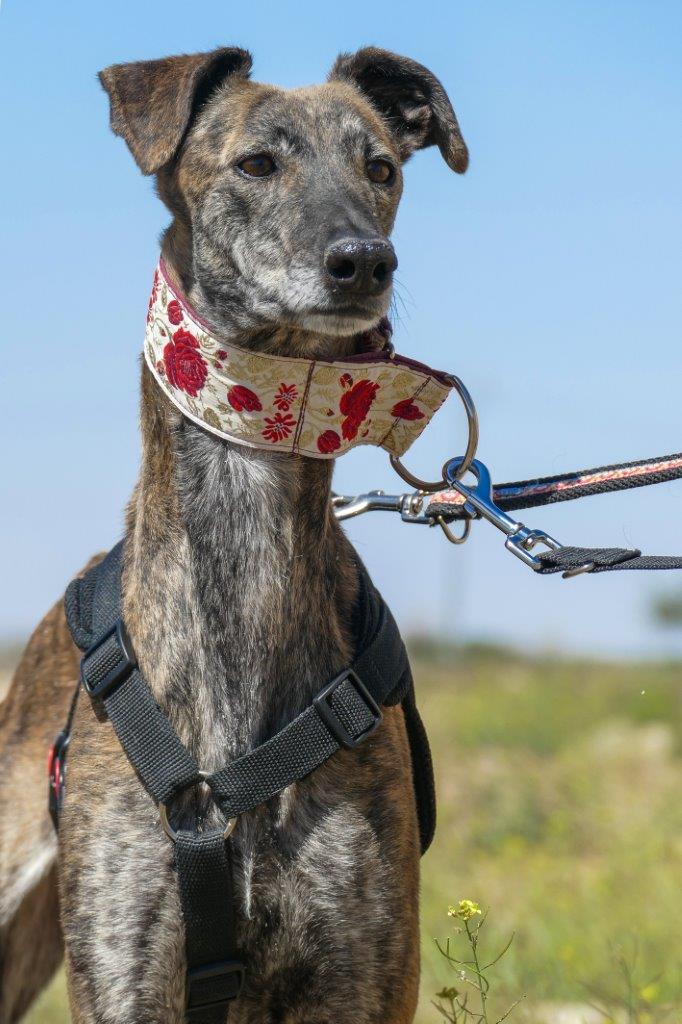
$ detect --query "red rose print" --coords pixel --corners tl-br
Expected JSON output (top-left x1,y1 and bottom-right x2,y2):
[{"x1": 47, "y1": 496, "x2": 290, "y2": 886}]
[
  {"x1": 172, "y1": 327, "x2": 195, "y2": 345},
  {"x1": 273, "y1": 382, "x2": 298, "y2": 411},
  {"x1": 339, "y1": 379, "x2": 379, "y2": 441},
  {"x1": 167, "y1": 299, "x2": 183, "y2": 325},
  {"x1": 317, "y1": 429, "x2": 341, "y2": 454},
  {"x1": 163, "y1": 327, "x2": 207, "y2": 397},
  {"x1": 216, "y1": 350, "x2": 228, "y2": 360},
  {"x1": 391, "y1": 398, "x2": 425, "y2": 421},
  {"x1": 227, "y1": 385, "x2": 262, "y2": 412},
  {"x1": 147, "y1": 269, "x2": 159, "y2": 323},
  {"x1": 262, "y1": 412, "x2": 296, "y2": 443},
  {"x1": 339, "y1": 372, "x2": 353, "y2": 389},
  {"x1": 340, "y1": 379, "x2": 379, "y2": 420}
]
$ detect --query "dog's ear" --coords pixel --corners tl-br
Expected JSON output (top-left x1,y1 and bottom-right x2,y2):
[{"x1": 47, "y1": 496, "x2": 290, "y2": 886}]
[
  {"x1": 329, "y1": 47, "x2": 468, "y2": 173},
  {"x1": 99, "y1": 47, "x2": 253, "y2": 174}
]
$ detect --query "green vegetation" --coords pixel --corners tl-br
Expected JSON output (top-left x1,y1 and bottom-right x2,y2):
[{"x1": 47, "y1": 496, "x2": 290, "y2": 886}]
[
  {"x1": 415, "y1": 640, "x2": 682, "y2": 1022},
  {"x1": 433, "y1": 900, "x2": 522, "y2": 1024},
  {"x1": 18, "y1": 641, "x2": 682, "y2": 1023}
]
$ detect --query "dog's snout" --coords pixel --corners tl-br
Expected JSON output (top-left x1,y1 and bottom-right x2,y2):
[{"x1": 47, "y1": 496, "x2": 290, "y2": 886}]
[{"x1": 324, "y1": 238, "x2": 397, "y2": 295}]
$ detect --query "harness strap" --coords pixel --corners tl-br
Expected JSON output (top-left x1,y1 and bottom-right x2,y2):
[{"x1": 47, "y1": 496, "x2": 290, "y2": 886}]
[
  {"x1": 208, "y1": 671, "x2": 381, "y2": 818},
  {"x1": 207, "y1": 573, "x2": 407, "y2": 818},
  {"x1": 65, "y1": 543, "x2": 126, "y2": 649},
  {"x1": 66, "y1": 543, "x2": 240, "y2": 1022},
  {"x1": 74, "y1": 561, "x2": 406, "y2": 817},
  {"x1": 78, "y1": 620, "x2": 202, "y2": 803},
  {"x1": 63, "y1": 539, "x2": 430, "y2": 1021},
  {"x1": 176, "y1": 831, "x2": 244, "y2": 1020}
]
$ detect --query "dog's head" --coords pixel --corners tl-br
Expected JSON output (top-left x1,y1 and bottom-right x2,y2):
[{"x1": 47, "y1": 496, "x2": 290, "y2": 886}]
[{"x1": 100, "y1": 47, "x2": 467, "y2": 354}]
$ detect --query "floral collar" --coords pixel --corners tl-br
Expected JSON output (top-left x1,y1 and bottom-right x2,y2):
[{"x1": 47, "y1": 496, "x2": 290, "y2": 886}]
[{"x1": 144, "y1": 260, "x2": 454, "y2": 459}]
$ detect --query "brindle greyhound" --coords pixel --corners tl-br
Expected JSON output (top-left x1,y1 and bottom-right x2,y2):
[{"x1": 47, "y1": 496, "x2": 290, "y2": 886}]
[{"x1": 0, "y1": 46, "x2": 467, "y2": 1024}]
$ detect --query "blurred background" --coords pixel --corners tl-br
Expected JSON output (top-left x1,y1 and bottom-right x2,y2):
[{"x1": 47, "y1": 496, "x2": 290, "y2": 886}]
[{"x1": 1, "y1": 1, "x2": 680, "y2": 1021}]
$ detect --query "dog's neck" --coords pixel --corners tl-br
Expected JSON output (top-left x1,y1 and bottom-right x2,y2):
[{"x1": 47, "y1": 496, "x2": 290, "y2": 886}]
[
  {"x1": 122, "y1": 252, "x2": 358, "y2": 763},
  {"x1": 143, "y1": 244, "x2": 354, "y2": 543}
]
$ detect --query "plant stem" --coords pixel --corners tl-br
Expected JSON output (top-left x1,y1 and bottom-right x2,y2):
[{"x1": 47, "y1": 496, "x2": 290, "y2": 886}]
[{"x1": 466, "y1": 920, "x2": 489, "y2": 1024}]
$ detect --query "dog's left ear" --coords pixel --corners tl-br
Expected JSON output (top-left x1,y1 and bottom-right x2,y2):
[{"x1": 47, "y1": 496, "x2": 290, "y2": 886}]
[{"x1": 329, "y1": 47, "x2": 468, "y2": 173}]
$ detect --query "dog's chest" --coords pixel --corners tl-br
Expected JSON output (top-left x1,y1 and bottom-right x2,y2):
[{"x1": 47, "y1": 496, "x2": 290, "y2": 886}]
[{"x1": 128, "y1": 426, "x2": 352, "y2": 772}]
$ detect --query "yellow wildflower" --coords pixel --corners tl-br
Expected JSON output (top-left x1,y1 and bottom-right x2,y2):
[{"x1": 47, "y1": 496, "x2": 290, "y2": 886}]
[
  {"x1": 639, "y1": 982, "x2": 659, "y2": 1003},
  {"x1": 448, "y1": 899, "x2": 482, "y2": 921}
]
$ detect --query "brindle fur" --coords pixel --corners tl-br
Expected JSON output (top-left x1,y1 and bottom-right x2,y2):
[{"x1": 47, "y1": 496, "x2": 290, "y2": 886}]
[{"x1": 0, "y1": 46, "x2": 466, "y2": 1023}]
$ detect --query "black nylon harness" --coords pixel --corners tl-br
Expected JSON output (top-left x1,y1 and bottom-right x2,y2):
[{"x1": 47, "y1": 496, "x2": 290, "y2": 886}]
[{"x1": 53, "y1": 540, "x2": 435, "y2": 1021}]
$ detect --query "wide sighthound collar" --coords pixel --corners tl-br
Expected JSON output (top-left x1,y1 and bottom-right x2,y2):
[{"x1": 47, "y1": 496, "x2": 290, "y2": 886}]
[{"x1": 145, "y1": 260, "x2": 454, "y2": 459}]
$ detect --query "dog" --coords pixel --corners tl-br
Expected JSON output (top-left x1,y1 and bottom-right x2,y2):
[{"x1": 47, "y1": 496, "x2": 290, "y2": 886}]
[{"x1": 0, "y1": 46, "x2": 467, "y2": 1023}]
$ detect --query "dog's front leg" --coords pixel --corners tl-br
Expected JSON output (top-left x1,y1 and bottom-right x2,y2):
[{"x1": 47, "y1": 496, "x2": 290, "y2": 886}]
[{"x1": 58, "y1": 710, "x2": 188, "y2": 1024}]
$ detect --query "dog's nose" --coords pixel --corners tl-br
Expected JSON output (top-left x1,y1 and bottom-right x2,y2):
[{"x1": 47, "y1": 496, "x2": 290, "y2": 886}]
[{"x1": 324, "y1": 238, "x2": 397, "y2": 295}]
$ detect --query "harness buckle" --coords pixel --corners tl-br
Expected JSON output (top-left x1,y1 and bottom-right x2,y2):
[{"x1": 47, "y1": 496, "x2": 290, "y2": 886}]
[
  {"x1": 313, "y1": 669, "x2": 383, "y2": 749},
  {"x1": 80, "y1": 619, "x2": 137, "y2": 700},
  {"x1": 186, "y1": 959, "x2": 244, "y2": 1014}
]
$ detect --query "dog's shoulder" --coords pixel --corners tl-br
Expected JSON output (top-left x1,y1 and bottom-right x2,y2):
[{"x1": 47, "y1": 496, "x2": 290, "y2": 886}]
[{"x1": 0, "y1": 552, "x2": 107, "y2": 739}]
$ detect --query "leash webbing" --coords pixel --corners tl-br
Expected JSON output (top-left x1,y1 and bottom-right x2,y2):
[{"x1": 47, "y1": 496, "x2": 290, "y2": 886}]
[
  {"x1": 428, "y1": 452, "x2": 682, "y2": 519},
  {"x1": 424, "y1": 452, "x2": 682, "y2": 576},
  {"x1": 537, "y1": 547, "x2": 682, "y2": 574}
]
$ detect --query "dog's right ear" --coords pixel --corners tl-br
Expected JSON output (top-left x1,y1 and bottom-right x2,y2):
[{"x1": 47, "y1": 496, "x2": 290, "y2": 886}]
[{"x1": 99, "y1": 48, "x2": 253, "y2": 174}]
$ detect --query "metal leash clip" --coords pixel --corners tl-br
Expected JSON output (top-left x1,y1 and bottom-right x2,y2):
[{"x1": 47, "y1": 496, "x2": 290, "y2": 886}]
[
  {"x1": 332, "y1": 490, "x2": 432, "y2": 525},
  {"x1": 332, "y1": 489, "x2": 473, "y2": 543},
  {"x1": 441, "y1": 457, "x2": 564, "y2": 571}
]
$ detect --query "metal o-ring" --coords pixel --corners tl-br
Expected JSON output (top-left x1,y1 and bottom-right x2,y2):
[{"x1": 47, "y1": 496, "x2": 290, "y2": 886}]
[
  {"x1": 158, "y1": 771, "x2": 238, "y2": 843},
  {"x1": 158, "y1": 803, "x2": 238, "y2": 843},
  {"x1": 389, "y1": 374, "x2": 479, "y2": 493}
]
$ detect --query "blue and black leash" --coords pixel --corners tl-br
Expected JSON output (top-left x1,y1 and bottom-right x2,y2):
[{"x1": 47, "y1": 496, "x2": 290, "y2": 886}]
[
  {"x1": 432, "y1": 452, "x2": 682, "y2": 577},
  {"x1": 336, "y1": 452, "x2": 682, "y2": 579}
]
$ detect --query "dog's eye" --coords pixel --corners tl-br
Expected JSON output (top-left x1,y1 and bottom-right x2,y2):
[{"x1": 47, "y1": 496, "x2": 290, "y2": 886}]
[
  {"x1": 237, "y1": 153, "x2": 277, "y2": 178},
  {"x1": 366, "y1": 159, "x2": 395, "y2": 185}
]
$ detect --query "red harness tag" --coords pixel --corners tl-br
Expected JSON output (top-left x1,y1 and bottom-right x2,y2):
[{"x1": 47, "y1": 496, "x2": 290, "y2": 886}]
[{"x1": 47, "y1": 730, "x2": 70, "y2": 830}]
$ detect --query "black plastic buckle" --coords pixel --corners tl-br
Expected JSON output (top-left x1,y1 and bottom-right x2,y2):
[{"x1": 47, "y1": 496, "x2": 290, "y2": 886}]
[
  {"x1": 80, "y1": 620, "x2": 137, "y2": 700},
  {"x1": 47, "y1": 729, "x2": 71, "y2": 831},
  {"x1": 186, "y1": 960, "x2": 244, "y2": 1013},
  {"x1": 313, "y1": 669, "x2": 383, "y2": 749}
]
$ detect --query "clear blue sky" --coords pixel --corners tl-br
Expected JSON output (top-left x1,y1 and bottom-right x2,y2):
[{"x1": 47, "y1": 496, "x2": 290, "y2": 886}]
[{"x1": 2, "y1": 0, "x2": 681, "y2": 656}]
